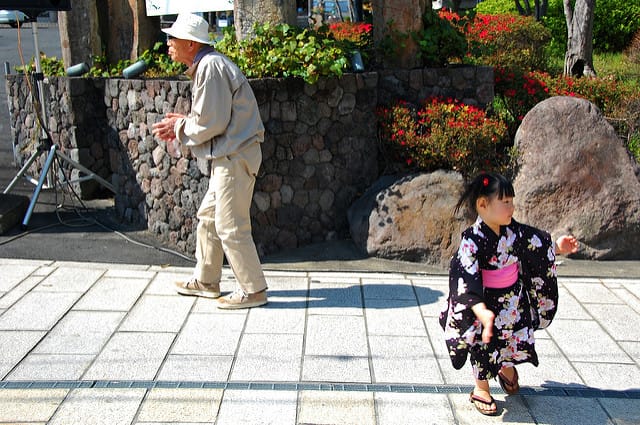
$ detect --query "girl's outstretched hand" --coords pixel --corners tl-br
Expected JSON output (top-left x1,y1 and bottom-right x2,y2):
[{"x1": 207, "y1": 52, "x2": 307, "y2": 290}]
[
  {"x1": 556, "y1": 235, "x2": 579, "y2": 255},
  {"x1": 471, "y1": 303, "x2": 495, "y2": 344}
]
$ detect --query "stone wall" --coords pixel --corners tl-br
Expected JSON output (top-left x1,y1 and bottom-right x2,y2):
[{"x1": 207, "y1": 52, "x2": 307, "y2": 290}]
[
  {"x1": 5, "y1": 65, "x2": 493, "y2": 256},
  {"x1": 6, "y1": 76, "x2": 109, "y2": 195}
]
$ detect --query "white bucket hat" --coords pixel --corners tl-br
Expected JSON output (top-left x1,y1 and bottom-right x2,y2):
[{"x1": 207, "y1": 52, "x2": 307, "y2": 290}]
[{"x1": 162, "y1": 13, "x2": 211, "y2": 44}]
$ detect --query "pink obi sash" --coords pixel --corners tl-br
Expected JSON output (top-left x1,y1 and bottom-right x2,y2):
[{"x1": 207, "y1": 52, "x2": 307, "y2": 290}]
[{"x1": 482, "y1": 263, "x2": 519, "y2": 289}]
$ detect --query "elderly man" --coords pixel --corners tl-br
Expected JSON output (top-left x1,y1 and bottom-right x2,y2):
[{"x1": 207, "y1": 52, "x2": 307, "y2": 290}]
[{"x1": 152, "y1": 13, "x2": 268, "y2": 309}]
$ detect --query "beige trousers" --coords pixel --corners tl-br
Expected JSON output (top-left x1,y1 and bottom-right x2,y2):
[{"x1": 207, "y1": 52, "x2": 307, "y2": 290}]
[{"x1": 194, "y1": 142, "x2": 267, "y2": 294}]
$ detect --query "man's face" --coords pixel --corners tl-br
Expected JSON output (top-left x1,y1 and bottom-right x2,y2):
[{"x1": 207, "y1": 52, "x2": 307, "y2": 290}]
[{"x1": 167, "y1": 37, "x2": 196, "y2": 66}]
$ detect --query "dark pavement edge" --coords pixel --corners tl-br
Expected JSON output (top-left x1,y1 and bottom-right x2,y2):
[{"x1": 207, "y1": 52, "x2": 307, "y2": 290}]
[{"x1": 1, "y1": 196, "x2": 638, "y2": 278}]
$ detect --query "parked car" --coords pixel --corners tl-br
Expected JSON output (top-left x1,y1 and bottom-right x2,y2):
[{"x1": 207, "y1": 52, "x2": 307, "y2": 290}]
[{"x1": 0, "y1": 10, "x2": 28, "y2": 27}]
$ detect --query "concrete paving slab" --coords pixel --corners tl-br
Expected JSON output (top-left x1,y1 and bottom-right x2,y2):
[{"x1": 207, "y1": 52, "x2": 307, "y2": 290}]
[
  {"x1": 0, "y1": 388, "x2": 67, "y2": 423},
  {"x1": 368, "y1": 335, "x2": 443, "y2": 384},
  {"x1": 243, "y1": 304, "x2": 306, "y2": 334},
  {"x1": 619, "y1": 341, "x2": 640, "y2": 363},
  {"x1": 74, "y1": 277, "x2": 150, "y2": 311},
  {"x1": 302, "y1": 354, "x2": 371, "y2": 382},
  {"x1": 0, "y1": 264, "x2": 39, "y2": 291},
  {"x1": 516, "y1": 338, "x2": 585, "y2": 388},
  {"x1": 306, "y1": 283, "x2": 363, "y2": 316},
  {"x1": 586, "y1": 303, "x2": 640, "y2": 342},
  {"x1": 119, "y1": 294, "x2": 194, "y2": 333},
  {"x1": 47, "y1": 388, "x2": 146, "y2": 425},
  {"x1": 623, "y1": 281, "x2": 640, "y2": 299},
  {"x1": 374, "y1": 392, "x2": 455, "y2": 425},
  {"x1": 525, "y1": 396, "x2": 615, "y2": 425},
  {"x1": 362, "y1": 277, "x2": 415, "y2": 300},
  {"x1": 0, "y1": 275, "x2": 43, "y2": 309},
  {"x1": 104, "y1": 268, "x2": 157, "y2": 279},
  {"x1": 547, "y1": 319, "x2": 633, "y2": 364},
  {"x1": 563, "y1": 281, "x2": 626, "y2": 304},
  {"x1": 298, "y1": 390, "x2": 375, "y2": 425},
  {"x1": 573, "y1": 362, "x2": 640, "y2": 391},
  {"x1": 145, "y1": 271, "x2": 191, "y2": 296},
  {"x1": 191, "y1": 295, "x2": 234, "y2": 313},
  {"x1": 33, "y1": 265, "x2": 104, "y2": 293},
  {"x1": 612, "y1": 288, "x2": 640, "y2": 316},
  {"x1": 82, "y1": 332, "x2": 175, "y2": 380},
  {"x1": 308, "y1": 271, "x2": 362, "y2": 283},
  {"x1": 137, "y1": 388, "x2": 222, "y2": 423},
  {"x1": 0, "y1": 291, "x2": 81, "y2": 330},
  {"x1": 305, "y1": 315, "x2": 368, "y2": 356},
  {"x1": 554, "y1": 286, "x2": 592, "y2": 320},
  {"x1": 215, "y1": 389, "x2": 297, "y2": 425},
  {"x1": 156, "y1": 354, "x2": 233, "y2": 381},
  {"x1": 6, "y1": 353, "x2": 94, "y2": 380},
  {"x1": 171, "y1": 313, "x2": 245, "y2": 356},
  {"x1": 598, "y1": 398, "x2": 640, "y2": 425},
  {"x1": 365, "y1": 299, "x2": 425, "y2": 337},
  {"x1": 450, "y1": 392, "x2": 534, "y2": 424},
  {"x1": 231, "y1": 333, "x2": 303, "y2": 381},
  {"x1": 414, "y1": 280, "x2": 448, "y2": 318},
  {"x1": 32, "y1": 310, "x2": 124, "y2": 354},
  {"x1": 0, "y1": 330, "x2": 46, "y2": 378}
]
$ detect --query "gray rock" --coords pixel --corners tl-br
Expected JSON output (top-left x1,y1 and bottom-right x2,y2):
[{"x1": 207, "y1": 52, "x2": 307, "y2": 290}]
[
  {"x1": 514, "y1": 96, "x2": 640, "y2": 260},
  {"x1": 348, "y1": 171, "x2": 467, "y2": 269}
]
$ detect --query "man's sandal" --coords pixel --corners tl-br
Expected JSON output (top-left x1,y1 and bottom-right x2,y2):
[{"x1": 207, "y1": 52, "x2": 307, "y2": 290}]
[
  {"x1": 498, "y1": 367, "x2": 520, "y2": 395},
  {"x1": 469, "y1": 391, "x2": 498, "y2": 416}
]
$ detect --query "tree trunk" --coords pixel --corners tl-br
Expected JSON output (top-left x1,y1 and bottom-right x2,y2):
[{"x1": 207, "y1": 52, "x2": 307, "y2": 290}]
[
  {"x1": 234, "y1": 0, "x2": 297, "y2": 41},
  {"x1": 60, "y1": 0, "x2": 160, "y2": 68},
  {"x1": 372, "y1": 0, "x2": 427, "y2": 69},
  {"x1": 563, "y1": 0, "x2": 596, "y2": 77},
  {"x1": 105, "y1": 0, "x2": 160, "y2": 63},
  {"x1": 58, "y1": 1, "x2": 102, "y2": 68}
]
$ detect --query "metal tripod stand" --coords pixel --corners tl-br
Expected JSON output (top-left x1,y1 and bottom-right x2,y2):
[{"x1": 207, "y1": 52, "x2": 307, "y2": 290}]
[{"x1": 2, "y1": 18, "x2": 115, "y2": 229}]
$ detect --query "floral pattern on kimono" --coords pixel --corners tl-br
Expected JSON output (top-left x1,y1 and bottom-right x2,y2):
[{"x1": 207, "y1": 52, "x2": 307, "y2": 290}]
[{"x1": 438, "y1": 217, "x2": 558, "y2": 379}]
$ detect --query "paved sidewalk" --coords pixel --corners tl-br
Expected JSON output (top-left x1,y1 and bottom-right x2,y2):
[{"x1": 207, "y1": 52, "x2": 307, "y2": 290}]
[{"x1": 0, "y1": 257, "x2": 639, "y2": 424}]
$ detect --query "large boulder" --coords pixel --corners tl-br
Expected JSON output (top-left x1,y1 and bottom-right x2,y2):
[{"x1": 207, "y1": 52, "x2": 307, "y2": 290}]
[
  {"x1": 347, "y1": 170, "x2": 467, "y2": 269},
  {"x1": 513, "y1": 96, "x2": 640, "y2": 260}
]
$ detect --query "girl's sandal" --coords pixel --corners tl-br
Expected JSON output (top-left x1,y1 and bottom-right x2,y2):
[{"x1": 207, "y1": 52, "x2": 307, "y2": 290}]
[
  {"x1": 469, "y1": 391, "x2": 498, "y2": 416},
  {"x1": 498, "y1": 367, "x2": 520, "y2": 395}
]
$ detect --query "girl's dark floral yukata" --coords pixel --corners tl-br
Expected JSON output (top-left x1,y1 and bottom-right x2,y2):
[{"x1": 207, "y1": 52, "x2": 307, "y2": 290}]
[{"x1": 439, "y1": 217, "x2": 559, "y2": 380}]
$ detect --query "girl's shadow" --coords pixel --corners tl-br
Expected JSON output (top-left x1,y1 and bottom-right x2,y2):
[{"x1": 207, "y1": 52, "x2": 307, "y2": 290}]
[{"x1": 262, "y1": 283, "x2": 444, "y2": 309}]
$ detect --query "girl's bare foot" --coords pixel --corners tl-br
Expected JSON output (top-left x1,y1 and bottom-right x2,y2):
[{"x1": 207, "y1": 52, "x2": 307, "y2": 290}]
[{"x1": 470, "y1": 380, "x2": 498, "y2": 415}]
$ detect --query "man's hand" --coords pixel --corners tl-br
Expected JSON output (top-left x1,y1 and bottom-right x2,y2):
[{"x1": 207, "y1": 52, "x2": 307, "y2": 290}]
[{"x1": 152, "y1": 113, "x2": 186, "y2": 158}]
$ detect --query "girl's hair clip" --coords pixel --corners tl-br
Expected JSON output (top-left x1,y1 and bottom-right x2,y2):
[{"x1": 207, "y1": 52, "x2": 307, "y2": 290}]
[{"x1": 482, "y1": 177, "x2": 489, "y2": 187}]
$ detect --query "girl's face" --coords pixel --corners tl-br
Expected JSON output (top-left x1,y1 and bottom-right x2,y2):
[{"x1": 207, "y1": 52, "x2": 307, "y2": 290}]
[{"x1": 477, "y1": 195, "x2": 514, "y2": 234}]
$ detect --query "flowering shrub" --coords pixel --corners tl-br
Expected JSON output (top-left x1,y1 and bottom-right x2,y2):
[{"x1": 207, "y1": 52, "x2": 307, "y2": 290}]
[
  {"x1": 378, "y1": 98, "x2": 508, "y2": 176},
  {"x1": 492, "y1": 65, "x2": 640, "y2": 159},
  {"x1": 492, "y1": 66, "x2": 550, "y2": 136},
  {"x1": 532, "y1": 72, "x2": 636, "y2": 115},
  {"x1": 328, "y1": 21, "x2": 373, "y2": 51},
  {"x1": 441, "y1": 11, "x2": 551, "y2": 71}
]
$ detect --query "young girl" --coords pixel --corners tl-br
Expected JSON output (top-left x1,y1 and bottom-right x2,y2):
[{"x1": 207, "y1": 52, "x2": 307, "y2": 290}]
[{"x1": 439, "y1": 172, "x2": 578, "y2": 416}]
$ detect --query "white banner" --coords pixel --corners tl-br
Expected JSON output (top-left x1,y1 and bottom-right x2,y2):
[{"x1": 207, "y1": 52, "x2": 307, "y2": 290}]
[{"x1": 145, "y1": 0, "x2": 234, "y2": 16}]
